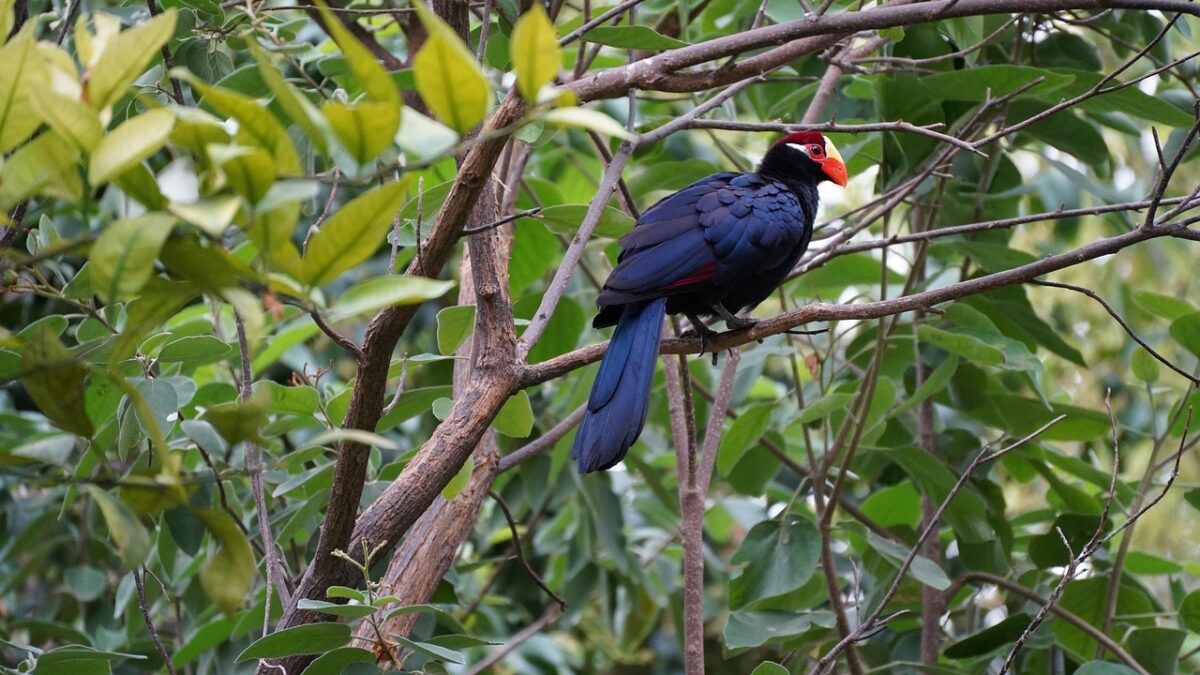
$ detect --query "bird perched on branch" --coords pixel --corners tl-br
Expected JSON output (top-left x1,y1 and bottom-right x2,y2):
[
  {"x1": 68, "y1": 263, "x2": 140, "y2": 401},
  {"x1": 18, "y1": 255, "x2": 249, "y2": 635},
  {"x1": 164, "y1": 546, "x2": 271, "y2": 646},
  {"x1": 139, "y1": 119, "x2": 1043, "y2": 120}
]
[{"x1": 572, "y1": 132, "x2": 848, "y2": 473}]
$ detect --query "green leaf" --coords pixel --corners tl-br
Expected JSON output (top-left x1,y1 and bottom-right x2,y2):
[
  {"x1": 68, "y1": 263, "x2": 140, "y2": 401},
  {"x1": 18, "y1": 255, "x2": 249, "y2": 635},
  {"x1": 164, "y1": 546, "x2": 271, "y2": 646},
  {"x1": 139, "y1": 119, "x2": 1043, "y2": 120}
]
[
  {"x1": 411, "y1": 3, "x2": 490, "y2": 133},
  {"x1": 750, "y1": 663, "x2": 789, "y2": 675},
  {"x1": 1178, "y1": 589, "x2": 1200, "y2": 633},
  {"x1": 944, "y1": 613, "x2": 1030, "y2": 658},
  {"x1": 1131, "y1": 348, "x2": 1160, "y2": 383},
  {"x1": 110, "y1": 280, "x2": 199, "y2": 366},
  {"x1": 493, "y1": 390, "x2": 533, "y2": 437},
  {"x1": 537, "y1": 107, "x2": 635, "y2": 140},
  {"x1": 157, "y1": 336, "x2": 232, "y2": 365},
  {"x1": 19, "y1": 324, "x2": 93, "y2": 436},
  {"x1": 328, "y1": 276, "x2": 455, "y2": 321},
  {"x1": 1122, "y1": 551, "x2": 1182, "y2": 575},
  {"x1": 582, "y1": 25, "x2": 689, "y2": 50},
  {"x1": 389, "y1": 636, "x2": 464, "y2": 664},
  {"x1": 722, "y1": 610, "x2": 835, "y2": 651},
  {"x1": 0, "y1": 131, "x2": 82, "y2": 209},
  {"x1": 180, "y1": 73, "x2": 301, "y2": 173},
  {"x1": 89, "y1": 213, "x2": 177, "y2": 303},
  {"x1": 89, "y1": 108, "x2": 176, "y2": 185},
  {"x1": 236, "y1": 623, "x2": 352, "y2": 661},
  {"x1": 729, "y1": 517, "x2": 820, "y2": 608},
  {"x1": 253, "y1": 381, "x2": 320, "y2": 416},
  {"x1": 199, "y1": 388, "x2": 271, "y2": 446},
  {"x1": 33, "y1": 647, "x2": 143, "y2": 675},
  {"x1": 247, "y1": 40, "x2": 331, "y2": 155},
  {"x1": 302, "y1": 179, "x2": 410, "y2": 285},
  {"x1": 1075, "y1": 663, "x2": 1139, "y2": 675},
  {"x1": 717, "y1": 404, "x2": 773, "y2": 476},
  {"x1": 1169, "y1": 312, "x2": 1200, "y2": 358},
  {"x1": 1054, "y1": 577, "x2": 1155, "y2": 659},
  {"x1": 295, "y1": 599, "x2": 378, "y2": 618},
  {"x1": 1133, "y1": 291, "x2": 1194, "y2": 320},
  {"x1": 437, "y1": 305, "x2": 476, "y2": 355},
  {"x1": 1059, "y1": 68, "x2": 1195, "y2": 126},
  {"x1": 29, "y1": 87, "x2": 103, "y2": 152},
  {"x1": 167, "y1": 196, "x2": 242, "y2": 238},
  {"x1": 303, "y1": 647, "x2": 376, "y2": 675},
  {"x1": 84, "y1": 486, "x2": 151, "y2": 569},
  {"x1": 921, "y1": 65, "x2": 1073, "y2": 102},
  {"x1": 193, "y1": 508, "x2": 254, "y2": 617},
  {"x1": 890, "y1": 446, "x2": 992, "y2": 544},
  {"x1": 1127, "y1": 627, "x2": 1185, "y2": 675},
  {"x1": 510, "y1": 5, "x2": 559, "y2": 101},
  {"x1": 208, "y1": 143, "x2": 276, "y2": 203},
  {"x1": 441, "y1": 455, "x2": 473, "y2": 500},
  {"x1": 866, "y1": 530, "x2": 951, "y2": 591},
  {"x1": 87, "y1": 11, "x2": 177, "y2": 110},
  {"x1": 535, "y1": 203, "x2": 634, "y2": 238},
  {"x1": 315, "y1": 0, "x2": 400, "y2": 105},
  {"x1": 0, "y1": 28, "x2": 42, "y2": 153},
  {"x1": 323, "y1": 100, "x2": 401, "y2": 164},
  {"x1": 917, "y1": 325, "x2": 1004, "y2": 366}
]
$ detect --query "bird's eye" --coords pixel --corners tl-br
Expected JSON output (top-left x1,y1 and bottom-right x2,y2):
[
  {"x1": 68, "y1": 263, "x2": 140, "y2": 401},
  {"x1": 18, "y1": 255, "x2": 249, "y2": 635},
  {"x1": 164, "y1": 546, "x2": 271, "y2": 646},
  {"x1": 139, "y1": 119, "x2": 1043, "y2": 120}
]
[{"x1": 809, "y1": 144, "x2": 824, "y2": 157}]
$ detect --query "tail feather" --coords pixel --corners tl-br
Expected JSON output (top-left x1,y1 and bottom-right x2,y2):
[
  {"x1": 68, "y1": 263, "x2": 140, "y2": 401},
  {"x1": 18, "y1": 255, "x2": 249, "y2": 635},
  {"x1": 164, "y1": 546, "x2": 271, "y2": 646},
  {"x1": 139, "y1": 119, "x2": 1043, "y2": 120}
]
[{"x1": 571, "y1": 298, "x2": 667, "y2": 473}]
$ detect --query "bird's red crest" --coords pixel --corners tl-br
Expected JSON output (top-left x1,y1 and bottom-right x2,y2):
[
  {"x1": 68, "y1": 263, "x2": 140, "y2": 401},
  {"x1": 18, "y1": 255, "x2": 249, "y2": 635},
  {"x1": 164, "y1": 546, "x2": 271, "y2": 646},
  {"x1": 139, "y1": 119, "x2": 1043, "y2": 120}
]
[{"x1": 777, "y1": 131, "x2": 826, "y2": 147}]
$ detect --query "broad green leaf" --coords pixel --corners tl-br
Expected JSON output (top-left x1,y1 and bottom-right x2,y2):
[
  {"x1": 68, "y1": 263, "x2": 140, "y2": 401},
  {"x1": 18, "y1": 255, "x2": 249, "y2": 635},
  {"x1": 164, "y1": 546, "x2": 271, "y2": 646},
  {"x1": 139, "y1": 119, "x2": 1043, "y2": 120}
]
[
  {"x1": 1074, "y1": 664, "x2": 1139, "y2": 675},
  {"x1": 729, "y1": 517, "x2": 820, "y2": 608},
  {"x1": 193, "y1": 508, "x2": 255, "y2": 617},
  {"x1": 1169, "y1": 312, "x2": 1200, "y2": 358},
  {"x1": 537, "y1": 107, "x2": 634, "y2": 140},
  {"x1": 302, "y1": 179, "x2": 409, "y2": 285},
  {"x1": 180, "y1": 73, "x2": 301, "y2": 172},
  {"x1": 315, "y1": 0, "x2": 400, "y2": 105},
  {"x1": 247, "y1": 39, "x2": 331, "y2": 155},
  {"x1": 411, "y1": 10, "x2": 490, "y2": 133},
  {"x1": 717, "y1": 403, "x2": 773, "y2": 476},
  {"x1": 89, "y1": 213, "x2": 177, "y2": 303},
  {"x1": 866, "y1": 531, "x2": 951, "y2": 591},
  {"x1": 329, "y1": 276, "x2": 454, "y2": 321},
  {"x1": 921, "y1": 65, "x2": 1073, "y2": 102},
  {"x1": 890, "y1": 446, "x2": 992, "y2": 544},
  {"x1": 437, "y1": 305, "x2": 476, "y2": 355},
  {"x1": 89, "y1": 108, "x2": 176, "y2": 185},
  {"x1": 168, "y1": 196, "x2": 243, "y2": 237},
  {"x1": 723, "y1": 610, "x2": 835, "y2": 651},
  {"x1": 295, "y1": 599, "x2": 377, "y2": 618},
  {"x1": 1127, "y1": 627, "x2": 1184, "y2": 675},
  {"x1": 493, "y1": 390, "x2": 533, "y2": 437},
  {"x1": 1059, "y1": 68, "x2": 1195, "y2": 126},
  {"x1": 892, "y1": 356, "x2": 958, "y2": 418},
  {"x1": 582, "y1": 25, "x2": 689, "y2": 50},
  {"x1": 750, "y1": 663, "x2": 789, "y2": 675},
  {"x1": 29, "y1": 87, "x2": 103, "y2": 151},
  {"x1": 442, "y1": 455, "x2": 473, "y2": 500},
  {"x1": 944, "y1": 613, "x2": 1030, "y2": 658},
  {"x1": 1054, "y1": 577, "x2": 1155, "y2": 659},
  {"x1": 534, "y1": 203, "x2": 634, "y2": 238},
  {"x1": 1133, "y1": 291, "x2": 1194, "y2": 320},
  {"x1": 87, "y1": 11, "x2": 177, "y2": 111},
  {"x1": 253, "y1": 381, "x2": 320, "y2": 416},
  {"x1": 1131, "y1": 348, "x2": 1160, "y2": 383},
  {"x1": 199, "y1": 388, "x2": 271, "y2": 446},
  {"x1": 0, "y1": 132, "x2": 82, "y2": 209},
  {"x1": 84, "y1": 486, "x2": 151, "y2": 568},
  {"x1": 0, "y1": 28, "x2": 41, "y2": 153},
  {"x1": 236, "y1": 623, "x2": 352, "y2": 661},
  {"x1": 157, "y1": 336, "x2": 232, "y2": 365},
  {"x1": 322, "y1": 100, "x2": 401, "y2": 164},
  {"x1": 0, "y1": 0, "x2": 11, "y2": 39},
  {"x1": 33, "y1": 647, "x2": 143, "y2": 675},
  {"x1": 207, "y1": 143, "x2": 276, "y2": 203},
  {"x1": 511, "y1": 4, "x2": 559, "y2": 101},
  {"x1": 917, "y1": 325, "x2": 1004, "y2": 366},
  {"x1": 389, "y1": 636, "x2": 464, "y2": 664},
  {"x1": 19, "y1": 325, "x2": 93, "y2": 437},
  {"x1": 1178, "y1": 589, "x2": 1200, "y2": 633},
  {"x1": 303, "y1": 647, "x2": 375, "y2": 675}
]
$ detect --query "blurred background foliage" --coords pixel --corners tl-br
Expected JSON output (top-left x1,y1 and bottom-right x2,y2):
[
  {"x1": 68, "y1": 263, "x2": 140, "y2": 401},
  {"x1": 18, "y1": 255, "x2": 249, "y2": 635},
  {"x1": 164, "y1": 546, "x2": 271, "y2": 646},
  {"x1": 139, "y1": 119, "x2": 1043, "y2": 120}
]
[{"x1": 1, "y1": 0, "x2": 1200, "y2": 672}]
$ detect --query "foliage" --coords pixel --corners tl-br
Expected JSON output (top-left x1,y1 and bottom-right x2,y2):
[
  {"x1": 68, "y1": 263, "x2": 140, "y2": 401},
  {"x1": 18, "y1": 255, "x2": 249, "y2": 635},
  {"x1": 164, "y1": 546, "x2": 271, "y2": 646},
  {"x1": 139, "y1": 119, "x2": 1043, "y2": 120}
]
[{"x1": 1, "y1": 0, "x2": 1199, "y2": 674}]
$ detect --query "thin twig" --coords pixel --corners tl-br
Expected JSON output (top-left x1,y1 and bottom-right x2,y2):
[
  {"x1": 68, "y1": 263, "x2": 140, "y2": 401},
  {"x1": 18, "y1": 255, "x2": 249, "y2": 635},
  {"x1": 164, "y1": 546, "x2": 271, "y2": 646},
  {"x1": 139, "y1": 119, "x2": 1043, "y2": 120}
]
[
  {"x1": 486, "y1": 490, "x2": 565, "y2": 609},
  {"x1": 310, "y1": 311, "x2": 363, "y2": 360},
  {"x1": 499, "y1": 404, "x2": 586, "y2": 471},
  {"x1": 134, "y1": 567, "x2": 180, "y2": 675}
]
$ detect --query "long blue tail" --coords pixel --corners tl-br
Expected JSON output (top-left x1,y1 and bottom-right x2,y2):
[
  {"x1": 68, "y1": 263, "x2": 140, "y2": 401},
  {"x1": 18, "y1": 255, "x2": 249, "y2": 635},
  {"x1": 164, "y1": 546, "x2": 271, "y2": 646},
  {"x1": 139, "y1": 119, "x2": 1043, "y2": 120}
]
[{"x1": 571, "y1": 298, "x2": 667, "y2": 473}]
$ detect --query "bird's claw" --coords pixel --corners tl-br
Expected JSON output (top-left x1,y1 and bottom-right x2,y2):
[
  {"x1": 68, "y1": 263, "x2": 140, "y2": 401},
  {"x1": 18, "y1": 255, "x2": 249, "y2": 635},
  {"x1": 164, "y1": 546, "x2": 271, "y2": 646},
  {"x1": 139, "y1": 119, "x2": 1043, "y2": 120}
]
[{"x1": 723, "y1": 316, "x2": 758, "y2": 331}]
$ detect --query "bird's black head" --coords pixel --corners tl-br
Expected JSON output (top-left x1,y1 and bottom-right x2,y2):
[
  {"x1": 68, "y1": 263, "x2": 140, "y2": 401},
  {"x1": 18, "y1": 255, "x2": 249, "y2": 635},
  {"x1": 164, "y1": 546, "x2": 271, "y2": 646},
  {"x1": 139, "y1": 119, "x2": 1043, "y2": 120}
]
[{"x1": 759, "y1": 132, "x2": 849, "y2": 188}]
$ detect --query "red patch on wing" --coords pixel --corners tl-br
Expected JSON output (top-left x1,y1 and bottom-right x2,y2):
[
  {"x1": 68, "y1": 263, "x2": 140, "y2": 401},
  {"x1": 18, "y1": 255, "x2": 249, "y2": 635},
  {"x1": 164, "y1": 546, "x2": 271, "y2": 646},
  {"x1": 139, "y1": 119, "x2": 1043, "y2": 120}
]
[{"x1": 665, "y1": 261, "x2": 718, "y2": 289}]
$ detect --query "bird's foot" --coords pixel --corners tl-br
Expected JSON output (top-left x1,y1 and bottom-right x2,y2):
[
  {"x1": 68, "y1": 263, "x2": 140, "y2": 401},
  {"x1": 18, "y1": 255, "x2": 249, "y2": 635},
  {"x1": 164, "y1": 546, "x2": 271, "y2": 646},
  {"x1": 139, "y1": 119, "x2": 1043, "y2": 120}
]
[
  {"x1": 723, "y1": 315, "x2": 758, "y2": 331},
  {"x1": 682, "y1": 312, "x2": 720, "y2": 356}
]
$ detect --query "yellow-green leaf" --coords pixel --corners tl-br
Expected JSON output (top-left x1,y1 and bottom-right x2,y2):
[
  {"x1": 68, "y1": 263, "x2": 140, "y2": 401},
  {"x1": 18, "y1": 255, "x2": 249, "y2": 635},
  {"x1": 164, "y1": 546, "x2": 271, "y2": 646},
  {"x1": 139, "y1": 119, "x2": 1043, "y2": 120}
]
[
  {"x1": 19, "y1": 324, "x2": 93, "y2": 437},
  {"x1": 315, "y1": 0, "x2": 400, "y2": 105},
  {"x1": 89, "y1": 213, "x2": 177, "y2": 303},
  {"x1": 0, "y1": 27, "x2": 41, "y2": 153},
  {"x1": 411, "y1": 20, "x2": 489, "y2": 133},
  {"x1": 113, "y1": 163, "x2": 167, "y2": 210},
  {"x1": 247, "y1": 201, "x2": 305, "y2": 280},
  {"x1": 168, "y1": 195, "x2": 243, "y2": 237},
  {"x1": 179, "y1": 72, "x2": 300, "y2": 173},
  {"x1": 207, "y1": 144, "x2": 276, "y2": 203},
  {"x1": 193, "y1": 508, "x2": 255, "y2": 617},
  {"x1": 322, "y1": 100, "x2": 400, "y2": 164},
  {"x1": 328, "y1": 276, "x2": 455, "y2": 321},
  {"x1": 85, "y1": 487, "x2": 151, "y2": 568},
  {"x1": 247, "y1": 39, "x2": 332, "y2": 155},
  {"x1": 86, "y1": 10, "x2": 177, "y2": 110},
  {"x1": 168, "y1": 107, "x2": 232, "y2": 152},
  {"x1": 537, "y1": 106, "x2": 634, "y2": 139},
  {"x1": 301, "y1": 179, "x2": 409, "y2": 285},
  {"x1": 492, "y1": 390, "x2": 533, "y2": 438},
  {"x1": 0, "y1": 0, "x2": 13, "y2": 43},
  {"x1": 510, "y1": 4, "x2": 558, "y2": 101},
  {"x1": 0, "y1": 132, "x2": 82, "y2": 209},
  {"x1": 89, "y1": 108, "x2": 176, "y2": 185},
  {"x1": 29, "y1": 87, "x2": 103, "y2": 151},
  {"x1": 442, "y1": 455, "x2": 473, "y2": 500}
]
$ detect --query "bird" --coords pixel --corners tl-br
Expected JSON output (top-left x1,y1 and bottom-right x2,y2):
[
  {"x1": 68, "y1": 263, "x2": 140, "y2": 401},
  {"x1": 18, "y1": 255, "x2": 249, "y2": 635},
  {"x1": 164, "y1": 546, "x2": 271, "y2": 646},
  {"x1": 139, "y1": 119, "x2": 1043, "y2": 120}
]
[{"x1": 570, "y1": 132, "x2": 848, "y2": 473}]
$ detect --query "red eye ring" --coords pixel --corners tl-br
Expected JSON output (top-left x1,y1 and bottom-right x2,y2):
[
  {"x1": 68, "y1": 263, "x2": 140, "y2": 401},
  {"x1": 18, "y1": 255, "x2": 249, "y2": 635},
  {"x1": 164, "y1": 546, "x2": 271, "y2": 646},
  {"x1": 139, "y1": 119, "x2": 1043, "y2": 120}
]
[{"x1": 809, "y1": 144, "x2": 824, "y2": 157}]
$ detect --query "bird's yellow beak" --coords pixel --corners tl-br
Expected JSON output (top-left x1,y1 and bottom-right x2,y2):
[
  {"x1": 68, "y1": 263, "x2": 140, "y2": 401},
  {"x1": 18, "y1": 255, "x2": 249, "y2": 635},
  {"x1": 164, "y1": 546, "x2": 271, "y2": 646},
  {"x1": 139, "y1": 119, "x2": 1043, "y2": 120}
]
[{"x1": 821, "y1": 138, "x2": 848, "y2": 187}]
